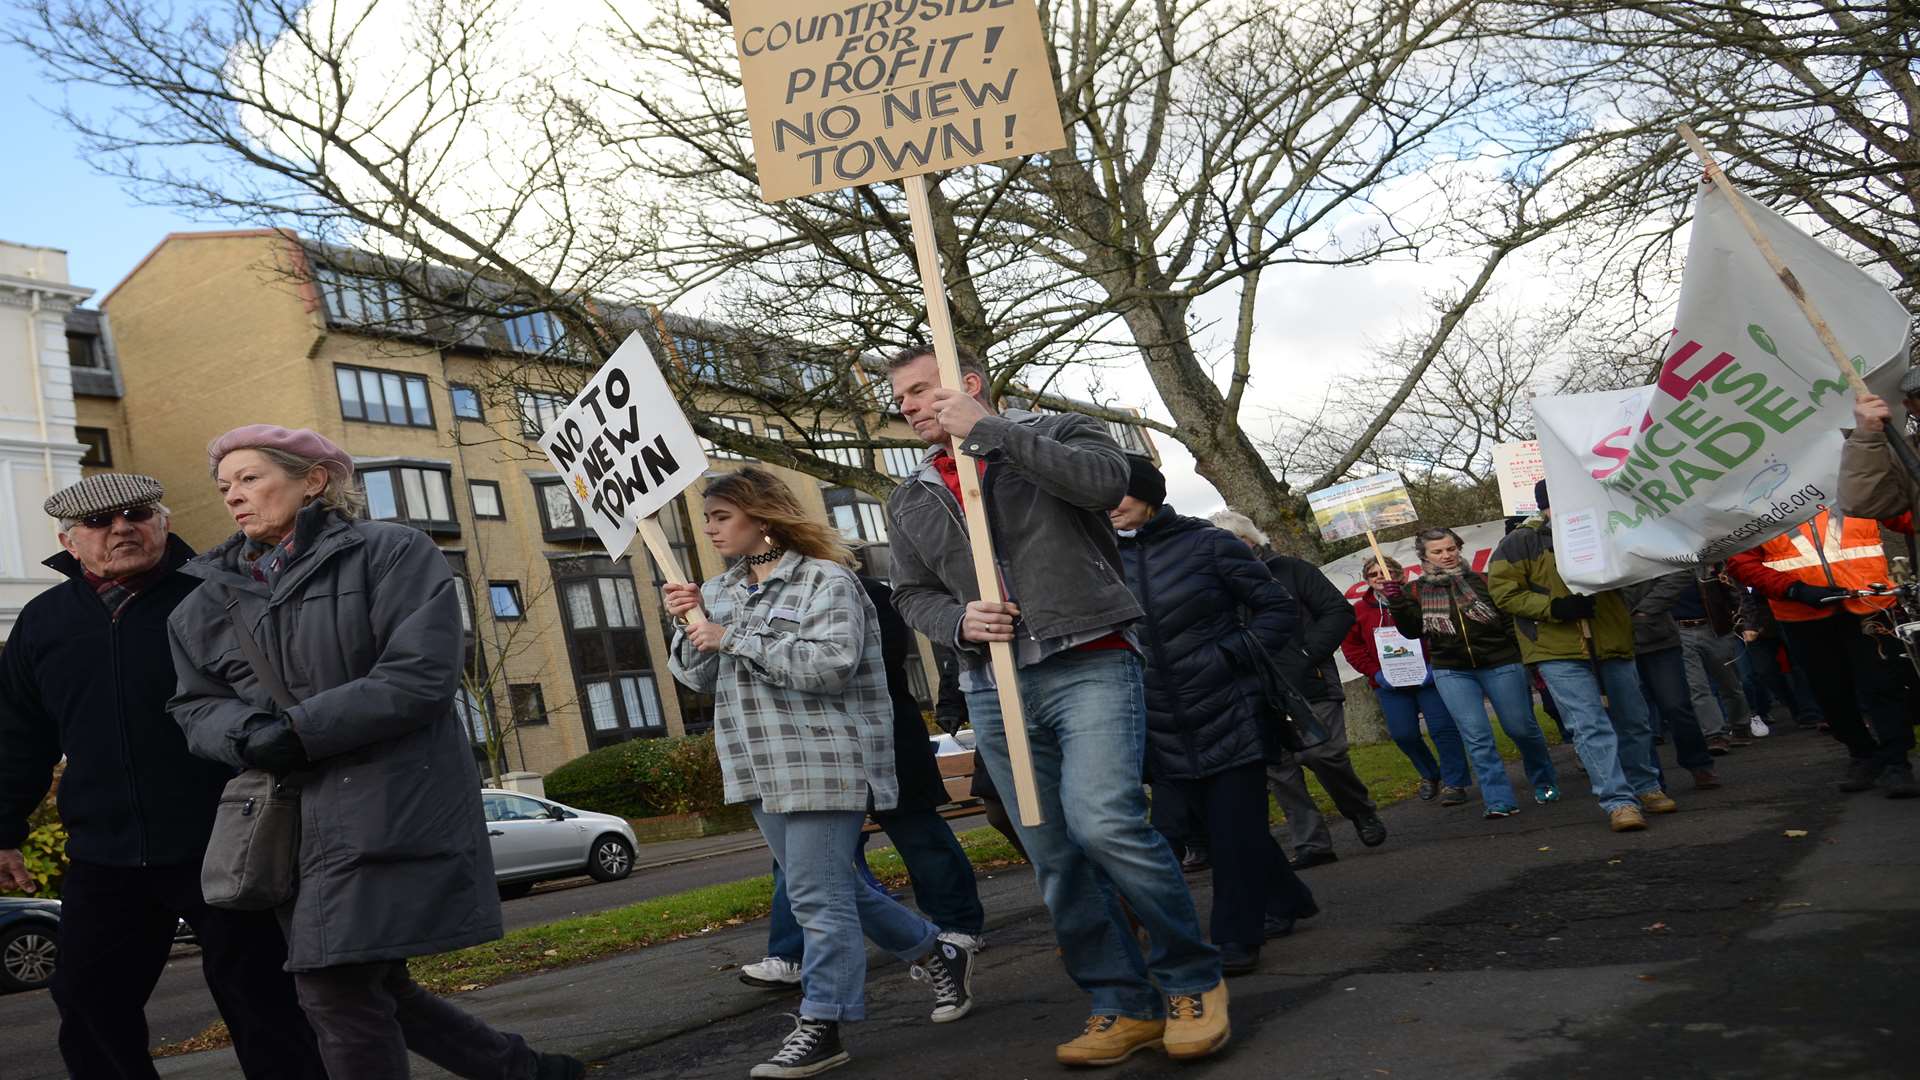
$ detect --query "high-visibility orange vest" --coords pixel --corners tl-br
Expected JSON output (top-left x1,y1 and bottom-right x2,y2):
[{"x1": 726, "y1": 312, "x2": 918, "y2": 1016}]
[{"x1": 1754, "y1": 511, "x2": 1897, "y2": 621}]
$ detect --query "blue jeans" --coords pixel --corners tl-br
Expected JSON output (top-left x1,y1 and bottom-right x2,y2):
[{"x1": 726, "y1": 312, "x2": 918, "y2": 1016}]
[
  {"x1": 750, "y1": 805, "x2": 939, "y2": 1022},
  {"x1": 1371, "y1": 681, "x2": 1471, "y2": 788},
  {"x1": 766, "y1": 808, "x2": 986, "y2": 960},
  {"x1": 1635, "y1": 647, "x2": 1713, "y2": 771},
  {"x1": 967, "y1": 649, "x2": 1220, "y2": 1019},
  {"x1": 1431, "y1": 664, "x2": 1558, "y2": 808},
  {"x1": 1536, "y1": 659, "x2": 1662, "y2": 812}
]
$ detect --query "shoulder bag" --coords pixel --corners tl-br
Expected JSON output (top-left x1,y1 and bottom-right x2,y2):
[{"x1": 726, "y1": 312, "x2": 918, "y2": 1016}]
[{"x1": 201, "y1": 593, "x2": 302, "y2": 911}]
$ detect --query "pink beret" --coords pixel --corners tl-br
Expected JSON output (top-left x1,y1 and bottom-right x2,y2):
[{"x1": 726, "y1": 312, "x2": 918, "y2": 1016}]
[{"x1": 207, "y1": 425, "x2": 354, "y2": 478}]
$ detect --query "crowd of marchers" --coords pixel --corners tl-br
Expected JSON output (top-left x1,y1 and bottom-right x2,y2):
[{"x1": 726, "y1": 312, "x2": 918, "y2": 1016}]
[{"x1": 2, "y1": 354, "x2": 1914, "y2": 1080}]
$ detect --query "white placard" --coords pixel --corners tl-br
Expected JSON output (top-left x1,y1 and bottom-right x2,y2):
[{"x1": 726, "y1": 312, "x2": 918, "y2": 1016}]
[
  {"x1": 1492, "y1": 440, "x2": 1545, "y2": 517},
  {"x1": 536, "y1": 333, "x2": 710, "y2": 558},
  {"x1": 1373, "y1": 626, "x2": 1428, "y2": 688}
]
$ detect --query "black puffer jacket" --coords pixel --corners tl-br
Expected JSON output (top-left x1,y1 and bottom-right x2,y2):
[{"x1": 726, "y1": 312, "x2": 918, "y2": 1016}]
[
  {"x1": 1117, "y1": 508, "x2": 1297, "y2": 780},
  {"x1": 862, "y1": 577, "x2": 945, "y2": 814},
  {"x1": 1263, "y1": 554, "x2": 1357, "y2": 703}
]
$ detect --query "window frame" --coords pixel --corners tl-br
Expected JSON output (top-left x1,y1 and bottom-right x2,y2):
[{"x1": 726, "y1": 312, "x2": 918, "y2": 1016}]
[
  {"x1": 551, "y1": 556, "x2": 668, "y2": 747},
  {"x1": 700, "y1": 415, "x2": 753, "y2": 460},
  {"x1": 449, "y1": 383, "x2": 484, "y2": 421},
  {"x1": 532, "y1": 478, "x2": 594, "y2": 542},
  {"x1": 314, "y1": 266, "x2": 421, "y2": 332},
  {"x1": 509, "y1": 683, "x2": 550, "y2": 727},
  {"x1": 469, "y1": 479, "x2": 505, "y2": 520},
  {"x1": 502, "y1": 307, "x2": 567, "y2": 356},
  {"x1": 488, "y1": 581, "x2": 525, "y2": 621},
  {"x1": 515, "y1": 388, "x2": 568, "y2": 440},
  {"x1": 75, "y1": 426, "x2": 113, "y2": 467},
  {"x1": 336, "y1": 363, "x2": 435, "y2": 429},
  {"x1": 358, "y1": 463, "x2": 459, "y2": 535},
  {"x1": 882, "y1": 445, "x2": 923, "y2": 478}
]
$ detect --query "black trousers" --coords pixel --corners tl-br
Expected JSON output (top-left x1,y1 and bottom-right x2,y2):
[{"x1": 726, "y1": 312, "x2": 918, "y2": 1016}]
[
  {"x1": 293, "y1": 960, "x2": 536, "y2": 1079},
  {"x1": 51, "y1": 859, "x2": 324, "y2": 1080},
  {"x1": 1782, "y1": 611, "x2": 1916, "y2": 771},
  {"x1": 1156, "y1": 761, "x2": 1317, "y2": 948}
]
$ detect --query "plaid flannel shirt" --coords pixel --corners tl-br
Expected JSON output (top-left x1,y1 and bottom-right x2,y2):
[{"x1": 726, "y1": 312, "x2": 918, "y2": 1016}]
[{"x1": 668, "y1": 552, "x2": 898, "y2": 813}]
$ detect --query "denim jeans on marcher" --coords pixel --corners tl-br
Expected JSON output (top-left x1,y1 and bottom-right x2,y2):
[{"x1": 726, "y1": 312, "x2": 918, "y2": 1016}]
[
  {"x1": 1635, "y1": 647, "x2": 1714, "y2": 771},
  {"x1": 1431, "y1": 663, "x2": 1557, "y2": 807},
  {"x1": 1536, "y1": 659, "x2": 1662, "y2": 812},
  {"x1": 1371, "y1": 681, "x2": 1472, "y2": 788},
  {"x1": 750, "y1": 805, "x2": 940, "y2": 1022},
  {"x1": 966, "y1": 649, "x2": 1221, "y2": 1019}
]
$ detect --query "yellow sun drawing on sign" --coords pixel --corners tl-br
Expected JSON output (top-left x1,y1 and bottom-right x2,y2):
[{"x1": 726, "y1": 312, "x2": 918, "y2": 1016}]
[{"x1": 573, "y1": 475, "x2": 590, "y2": 500}]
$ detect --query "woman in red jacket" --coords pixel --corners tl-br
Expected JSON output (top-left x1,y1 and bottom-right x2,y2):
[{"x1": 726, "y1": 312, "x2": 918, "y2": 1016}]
[{"x1": 1342, "y1": 556, "x2": 1472, "y2": 804}]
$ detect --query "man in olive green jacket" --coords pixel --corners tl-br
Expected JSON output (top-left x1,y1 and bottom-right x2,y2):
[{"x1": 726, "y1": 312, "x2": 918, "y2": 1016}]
[{"x1": 1487, "y1": 482, "x2": 1673, "y2": 832}]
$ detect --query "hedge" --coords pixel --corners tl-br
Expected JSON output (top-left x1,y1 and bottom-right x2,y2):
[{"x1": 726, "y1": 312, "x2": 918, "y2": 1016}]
[{"x1": 543, "y1": 732, "x2": 726, "y2": 820}]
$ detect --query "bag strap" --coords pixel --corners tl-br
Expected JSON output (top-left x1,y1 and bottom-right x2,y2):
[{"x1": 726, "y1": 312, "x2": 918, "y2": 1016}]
[{"x1": 223, "y1": 588, "x2": 298, "y2": 712}]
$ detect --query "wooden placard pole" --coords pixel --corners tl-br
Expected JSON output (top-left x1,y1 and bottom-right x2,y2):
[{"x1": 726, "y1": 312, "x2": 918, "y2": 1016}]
[
  {"x1": 902, "y1": 173, "x2": 1044, "y2": 828},
  {"x1": 638, "y1": 517, "x2": 706, "y2": 627},
  {"x1": 1363, "y1": 528, "x2": 1388, "y2": 571}
]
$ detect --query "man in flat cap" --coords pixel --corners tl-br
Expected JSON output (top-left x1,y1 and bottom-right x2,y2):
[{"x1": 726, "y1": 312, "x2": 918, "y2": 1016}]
[{"x1": 0, "y1": 474, "x2": 322, "y2": 1079}]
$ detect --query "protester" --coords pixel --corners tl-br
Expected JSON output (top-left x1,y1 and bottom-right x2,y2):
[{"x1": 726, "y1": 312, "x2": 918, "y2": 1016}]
[
  {"x1": 1620, "y1": 571, "x2": 1722, "y2": 790},
  {"x1": 1111, "y1": 459, "x2": 1320, "y2": 977},
  {"x1": 1487, "y1": 481, "x2": 1672, "y2": 831},
  {"x1": 1735, "y1": 587, "x2": 1822, "y2": 730},
  {"x1": 1341, "y1": 554, "x2": 1472, "y2": 805},
  {"x1": 0, "y1": 474, "x2": 324, "y2": 1080},
  {"x1": 1209, "y1": 511, "x2": 1387, "y2": 867},
  {"x1": 1673, "y1": 567, "x2": 1764, "y2": 752},
  {"x1": 885, "y1": 346, "x2": 1228, "y2": 1067},
  {"x1": 1838, "y1": 369, "x2": 1920, "y2": 518},
  {"x1": 1727, "y1": 507, "x2": 1917, "y2": 797},
  {"x1": 665, "y1": 467, "x2": 974, "y2": 1076},
  {"x1": 1386, "y1": 527, "x2": 1561, "y2": 817},
  {"x1": 738, "y1": 575, "x2": 988, "y2": 992},
  {"x1": 165, "y1": 427, "x2": 582, "y2": 1080}
]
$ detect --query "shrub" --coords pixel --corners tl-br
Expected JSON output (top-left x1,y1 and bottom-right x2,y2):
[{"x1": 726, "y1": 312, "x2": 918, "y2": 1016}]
[
  {"x1": 10, "y1": 767, "x2": 66, "y2": 898},
  {"x1": 544, "y1": 733, "x2": 726, "y2": 819}
]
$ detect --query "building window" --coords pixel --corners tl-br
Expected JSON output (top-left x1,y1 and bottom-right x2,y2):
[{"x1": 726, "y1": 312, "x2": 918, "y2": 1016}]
[
  {"x1": 360, "y1": 465, "x2": 457, "y2": 532},
  {"x1": 489, "y1": 582, "x2": 524, "y2": 620},
  {"x1": 450, "y1": 384, "x2": 483, "y2": 420},
  {"x1": 673, "y1": 335, "x2": 722, "y2": 381},
  {"x1": 882, "y1": 445, "x2": 922, "y2": 477},
  {"x1": 457, "y1": 687, "x2": 491, "y2": 745},
  {"x1": 810, "y1": 430, "x2": 865, "y2": 468},
  {"x1": 452, "y1": 573, "x2": 475, "y2": 632},
  {"x1": 66, "y1": 332, "x2": 106, "y2": 370},
  {"x1": 76, "y1": 427, "x2": 112, "y2": 467},
  {"x1": 532, "y1": 478, "x2": 592, "y2": 541},
  {"x1": 503, "y1": 307, "x2": 565, "y2": 355},
  {"x1": 553, "y1": 556, "x2": 667, "y2": 746},
  {"x1": 765, "y1": 425, "x2": 784, "y2": 441},
  {"x1": 470, "y1": 480, "x2": 504, "y2": 519},
  {"x1": 516, "y1": 389, "x2": 568, "y2": 439},
  {"x1": 824, "y1": 486, "x2": 888, "y2": 543},
  {"x1": 701, "y1": 415, "x2": 753, "y2": 460},
  {"x1": 1105, "y1": 419, "x2": 1149, "y2": 454},
  {"x1": 337, "y1": 364, "x2": 433, "y2": 428},
  {"x1": 315, "y1": 266, "x2": 419, "y2": 330},
  {"x1": 510, "y1": 683, "x2": 549, "y2": 727}
]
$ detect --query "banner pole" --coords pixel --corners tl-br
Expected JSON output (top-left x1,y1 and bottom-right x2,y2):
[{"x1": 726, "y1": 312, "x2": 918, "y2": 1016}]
[
  {"x1": 1676, "y1": 124, "x2": 1920, "y2": 489},
  {"x1": 902, "y1": 173, "x2": 1044, "y2": 827},
  {"x1": 1364, "y1": 527, "x2": 1388, "y2": 570},
  {"x1": 638, "y1": 517, "x2": 707, "y2": 627}
]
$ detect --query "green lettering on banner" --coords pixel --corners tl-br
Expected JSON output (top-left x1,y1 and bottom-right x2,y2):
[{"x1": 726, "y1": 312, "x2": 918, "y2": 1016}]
[
  {"x1": 1667, "y1": 457, "x2": 1723, "y2": 500},
  {"x1": 1636, "y1": 479, "x2": 1683, "y2": 512},
  {"x1": 1643, "y1": 422, "x2": 1686, "y2": 457},
  {"x1": 1667, "y1": 396, "x2": 1720, "y2": 439},
  {"x1": 1710, "y1": 363, "x2": 1768, "y2": 405},
  {"x1": 1746, "y1": 386, "x2": 1815, "y2": 433},
  {"x1": 1607, "y1": 502, "x2": 1659, "y2": 533},
  {"x1": 1698, "y1": 420, "x2": 1764, "y2": 469}
]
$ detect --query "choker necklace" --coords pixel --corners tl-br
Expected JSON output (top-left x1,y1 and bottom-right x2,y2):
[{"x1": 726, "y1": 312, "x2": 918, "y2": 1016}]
[{"x1": 744, "y1": 546, "x2": 786, "y2": 566}]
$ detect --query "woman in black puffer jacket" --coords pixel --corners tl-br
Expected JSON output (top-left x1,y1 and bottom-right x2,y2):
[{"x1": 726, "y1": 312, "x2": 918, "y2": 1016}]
[{"x1": 1111, "y1": 457, "x2": 1318, "y2": 975}]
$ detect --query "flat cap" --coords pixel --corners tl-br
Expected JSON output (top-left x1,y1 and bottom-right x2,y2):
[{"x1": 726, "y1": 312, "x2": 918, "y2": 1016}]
[{"x1": 45, "y1": 473, "x2": 165, "y2": 520}]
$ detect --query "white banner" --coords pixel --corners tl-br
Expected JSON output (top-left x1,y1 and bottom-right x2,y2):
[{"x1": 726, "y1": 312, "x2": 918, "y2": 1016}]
[
  {"x1": 1533, "y1": 181, "x2": 1910, "y2": 592},
  {"x1": 537, "y1": 333, "x2": 710, "y2": 558},
  {"x1": 1321, "y1": 518, "x2": 1509, "y2": 683}
]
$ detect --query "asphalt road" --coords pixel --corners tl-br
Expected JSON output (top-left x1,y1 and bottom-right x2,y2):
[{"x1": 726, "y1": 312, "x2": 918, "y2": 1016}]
[{"x1": 3, "y1": 814, "x2": 981, "y2": 1080}]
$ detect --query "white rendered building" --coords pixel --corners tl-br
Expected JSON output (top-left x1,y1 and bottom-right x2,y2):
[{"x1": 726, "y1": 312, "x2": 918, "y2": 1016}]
[{"x1": 0, "y1": 240, "x2": 90, "y2": 641}]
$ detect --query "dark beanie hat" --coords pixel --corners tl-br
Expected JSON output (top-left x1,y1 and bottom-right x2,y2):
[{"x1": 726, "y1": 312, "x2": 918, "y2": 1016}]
[
  {"x1": 1127, "y1": 454, "x2": 1167, "y2": 507},
  {"x1": 1534, "y1": 478, "x2": 1550, "y2": 511}
]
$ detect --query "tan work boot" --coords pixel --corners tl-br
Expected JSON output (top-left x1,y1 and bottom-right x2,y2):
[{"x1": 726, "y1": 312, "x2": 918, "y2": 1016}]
[
  {"x1": 1610, "y1": 805, "x2": 1648, "y2": 832},
  {"x1": 1056, "y1": 1015, "x2": 1165, "y2": 1067},
  {"x1": 1638, "y1": 790, "x2": 1678, "y2": 814},
  {"x1": 1164, "y1": 982, "x2": 1231, "y2": 1060}
]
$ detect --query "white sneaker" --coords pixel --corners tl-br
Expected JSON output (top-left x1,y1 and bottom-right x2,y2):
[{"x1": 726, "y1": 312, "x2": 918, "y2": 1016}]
[
  {"x1": 938, "y1": 931, "x2": 986, "y2": 954},
  {"x1": 739, "y1": 956, "x2": 802, "y2": 988},
  {"x1": 1750, "y1": 716, "x2": 1771, "y2": 737}
]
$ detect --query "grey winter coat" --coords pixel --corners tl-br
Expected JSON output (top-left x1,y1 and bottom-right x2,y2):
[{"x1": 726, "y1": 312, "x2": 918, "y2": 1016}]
[
  {"x1": 1620, "y1": 570, "x2": 1692, "y2": 653},
  {"x1": 167, "y1": 505, "x2": 501, "y2": 971}
]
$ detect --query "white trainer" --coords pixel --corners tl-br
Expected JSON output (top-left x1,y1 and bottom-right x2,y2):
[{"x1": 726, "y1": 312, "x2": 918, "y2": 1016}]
[
  {"x1": 739, "y1": 956, "x2": 802, "y2": 988},
  {"x1": 938, "y1": 931, "x2": 986, "y2": 954},
  {"x1": 1750, "y1": 716, "x2": 1771, "y2": 737}
]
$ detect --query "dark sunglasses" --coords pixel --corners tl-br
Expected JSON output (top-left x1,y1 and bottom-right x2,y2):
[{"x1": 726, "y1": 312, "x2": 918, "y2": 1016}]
[{"x1": 76, "y1": 506, "x2": 158, "y2": 530}]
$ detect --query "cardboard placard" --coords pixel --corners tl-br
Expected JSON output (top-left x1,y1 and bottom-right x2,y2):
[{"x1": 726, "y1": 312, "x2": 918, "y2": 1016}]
[
  {"x1": 1492, "y1": 440, "x2": 1545, "y2": 517},
  {"x1": 1307, "y1": 472, "x2": 1419, "y2": 543},
  {"x1": 1373, "y1": 626, "x2": 1428, "y2": 688},
  {"x1": 732, "y1": 0, "x2": 1067, "y2": 201},
  {"x1": 536, "y1": 332, "x2": 710, "y2": 558}
]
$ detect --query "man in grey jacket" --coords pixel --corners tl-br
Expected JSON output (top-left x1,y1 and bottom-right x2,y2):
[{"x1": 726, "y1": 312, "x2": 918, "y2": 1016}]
[{"x1": 884, "y1": 347, "x2": 1228, "y2": 1068}]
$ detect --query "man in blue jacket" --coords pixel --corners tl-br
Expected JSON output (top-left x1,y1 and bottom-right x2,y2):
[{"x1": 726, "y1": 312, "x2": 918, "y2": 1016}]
[
  {"x1": 0, "y1": 474, "x2": 321, "y2": 1079},
  {"x1": 885, "y1": 347, "x2": 1227, "y2": 1067}
]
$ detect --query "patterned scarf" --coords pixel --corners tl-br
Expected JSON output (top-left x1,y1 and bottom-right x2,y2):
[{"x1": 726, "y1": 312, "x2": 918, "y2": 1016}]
[
  {"x1": 83, "y1": 562, "x2": 172, "y2": 622},
  {"x1": 243, "y1": 534, "x2": 299, "y2": 585},
  {"x1": 1418, "y1": 564, "x2": 1499, "y2": 638}
]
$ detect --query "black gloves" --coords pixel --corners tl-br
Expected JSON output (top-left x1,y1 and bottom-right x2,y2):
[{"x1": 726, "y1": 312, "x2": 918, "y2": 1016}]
[
  {"x1": 1548, "y1": 594, "x2": 1597, "y2": 621},
  {"x1": 1786, "y1": 582, "x2": 1849, "y2": 607},
  {"x1": 236, "y1": 711, "x2": 311, "y2": 773}
]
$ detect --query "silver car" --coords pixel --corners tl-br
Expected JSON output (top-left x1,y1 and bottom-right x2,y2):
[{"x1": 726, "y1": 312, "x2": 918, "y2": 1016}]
[{"x1": 481, "y1": 789, "x2": 639, "y2": 899}]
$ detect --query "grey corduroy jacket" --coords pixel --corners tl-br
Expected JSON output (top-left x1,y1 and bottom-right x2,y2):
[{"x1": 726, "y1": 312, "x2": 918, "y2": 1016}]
[{"x1": 885, "y1": 410, "x2": 1142, "y2": 656}]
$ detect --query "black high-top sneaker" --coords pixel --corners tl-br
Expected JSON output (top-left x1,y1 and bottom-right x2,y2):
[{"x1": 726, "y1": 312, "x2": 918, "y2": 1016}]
[
  {"x1": 910, "y1": 937, "x2": 975, "y2": 1023},
  {"x1": 750, "y1": 1016, "x2": 849, "y2": 1078}
]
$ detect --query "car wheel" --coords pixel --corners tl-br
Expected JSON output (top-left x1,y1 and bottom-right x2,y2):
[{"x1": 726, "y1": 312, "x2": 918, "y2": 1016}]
[
  {"x1": 497, "y1": 881, "x2": 534, "y2": 900},
  {"x1": 0, "y1": 923, "x2": 58, "y2": 993},
  {"x1": 587, "y1": 835, "x2": 634, "y2": 882}
]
